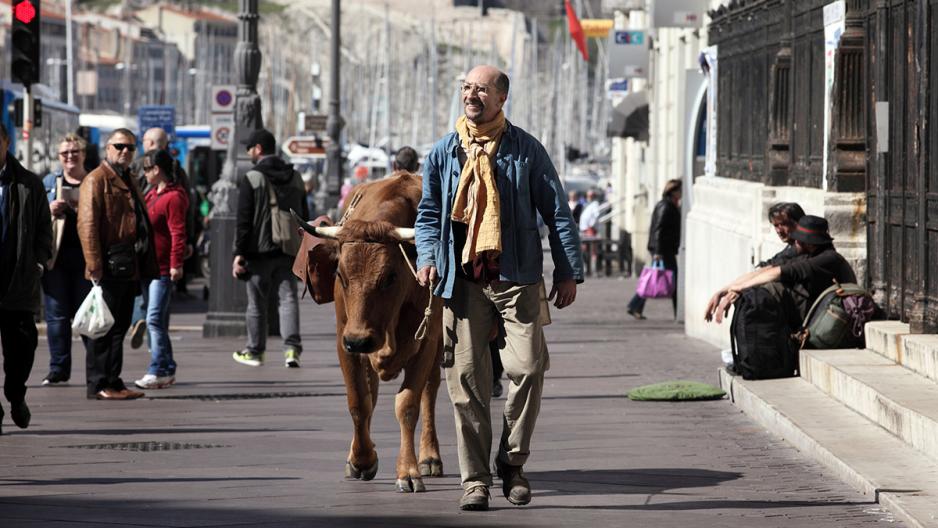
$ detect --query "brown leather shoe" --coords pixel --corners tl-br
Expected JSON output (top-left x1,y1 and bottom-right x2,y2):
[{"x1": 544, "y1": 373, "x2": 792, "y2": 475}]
[
  {"x1": 117, "y1": 388, "x2": 144, "y2": 400},
  {"x1": 95, "y1": 389, "x2": 124, "y2": 400}
]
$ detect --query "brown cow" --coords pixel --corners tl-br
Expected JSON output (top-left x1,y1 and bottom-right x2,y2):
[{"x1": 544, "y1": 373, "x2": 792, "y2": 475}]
[{"x1": 295, "y1": 172, "x2": 444, "y2": 493}]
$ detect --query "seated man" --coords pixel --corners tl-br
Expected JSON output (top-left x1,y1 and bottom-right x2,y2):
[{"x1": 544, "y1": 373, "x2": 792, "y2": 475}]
[
  {"x1": 705, "y1": 215, "x2": 856, "y2": 324},
  {"x1": 757, "y1": 202, "x2": 805, "y2": 268}
]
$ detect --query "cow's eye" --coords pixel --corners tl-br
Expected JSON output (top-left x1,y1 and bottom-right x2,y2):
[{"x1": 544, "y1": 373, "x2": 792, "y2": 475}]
[{"x1": 379, "y1": 272, "x2": 396, "y2": 290}]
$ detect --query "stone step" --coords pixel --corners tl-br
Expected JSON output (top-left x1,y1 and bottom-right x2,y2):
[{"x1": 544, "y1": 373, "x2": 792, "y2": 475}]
[
  {"x1": 718, "y1": 369, "x2": 938, "y2": 528},
  {"x1": 800, "y1": 348, "x2": 938, "y2": 463},
  {"x1": 865, "y1": 321, "x2": 938, "y2": 383}
]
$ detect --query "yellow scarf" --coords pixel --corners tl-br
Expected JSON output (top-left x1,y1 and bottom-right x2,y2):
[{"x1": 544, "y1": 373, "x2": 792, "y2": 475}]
[{"x1": 452, "y1": 111, "x2": 506, "y2": 266}]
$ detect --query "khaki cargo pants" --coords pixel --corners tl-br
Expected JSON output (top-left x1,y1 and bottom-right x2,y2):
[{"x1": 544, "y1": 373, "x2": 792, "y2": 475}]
[{"x1": 443, "y1": 277, "x2": 549, "y2": 490}]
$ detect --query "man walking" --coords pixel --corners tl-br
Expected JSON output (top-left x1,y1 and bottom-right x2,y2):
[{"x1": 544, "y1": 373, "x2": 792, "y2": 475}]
[
  {"x1": 415, "y1": 65, "x2": 583, "y2": 511},
  {"x1": 232, "y1": 129, "x2": 308, "y2": 368},
  {"x1": 0, "y1": 123, "x2": 52, "y2": 433},
  {"x1": 78, "y1": 128, "x2": 157, "y2": 400}
]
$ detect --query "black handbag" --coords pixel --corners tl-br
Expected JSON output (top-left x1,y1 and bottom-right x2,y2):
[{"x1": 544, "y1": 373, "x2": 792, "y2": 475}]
[{"x1": 105, "y1": 242, "x2": 136, "y2": 280}]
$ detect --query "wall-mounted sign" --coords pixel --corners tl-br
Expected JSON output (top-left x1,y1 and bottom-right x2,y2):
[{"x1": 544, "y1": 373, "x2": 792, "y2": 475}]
[
  {"x1": 607, "y1": 30, "x2": 649, "y2": 78},
  {"x1": 581, "y1": 19, "x2": 614, "y2": 38},
  {"x1": 651, "y1": 0, "x2": 709, "y2": 28}
]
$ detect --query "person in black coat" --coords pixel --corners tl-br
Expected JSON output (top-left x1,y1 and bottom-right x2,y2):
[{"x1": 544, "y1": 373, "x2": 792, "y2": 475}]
[
  {"x1": 627, "y1": 179, "x2": 682, "y2": 319},
  {"x1": 0, "y1": 123, "x2": 54, "y2": 433}
]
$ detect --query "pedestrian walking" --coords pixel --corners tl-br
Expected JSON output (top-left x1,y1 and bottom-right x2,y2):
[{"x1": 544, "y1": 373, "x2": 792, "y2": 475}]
[
  {"x1": 627, "y1": 179, "x2": 682, "y2": 320},
  {"x1": 133, "y1": 150, "x2": 189, "y2": 390},
  {"x1": 78, "y1": 128, "x2": 158, "y2": 400},
  {"x1": 129, "y1": 127, "x2": 197, "y2": 347},
  {"x1": 415, "y1": 65, "x2": 584, "y2": 511},
  {"x1": 578, "y1": 189, "x2": 601, "y2": 236},
  {"x1": 40, "y1": 133, "x2": 93, "y2": 386},
  {"x1": 0, "y1": 123, "x2": 53, "y2": 434},
  {"x1": 231, "y1": 129, "x2": 308, "y2": 369}
]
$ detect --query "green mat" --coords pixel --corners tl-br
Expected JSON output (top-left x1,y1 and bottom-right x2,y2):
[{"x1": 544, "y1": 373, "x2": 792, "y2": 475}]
[{"x1": 627, "y1": 380, "x2": 726, "y2": 401}]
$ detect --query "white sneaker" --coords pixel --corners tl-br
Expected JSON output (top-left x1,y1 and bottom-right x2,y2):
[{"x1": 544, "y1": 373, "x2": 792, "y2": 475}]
[{"x1": 134, "y1": 374, "x2": 173, "y2": 389}]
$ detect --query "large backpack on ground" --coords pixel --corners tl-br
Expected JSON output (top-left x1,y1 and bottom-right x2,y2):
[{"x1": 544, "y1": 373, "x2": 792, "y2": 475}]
[
  {"x1": 730, "y1": 283, "x2": 801, "y2": 380},
  {"x1": 799, "y1": 282, "x2": 880, "y2": 349}
]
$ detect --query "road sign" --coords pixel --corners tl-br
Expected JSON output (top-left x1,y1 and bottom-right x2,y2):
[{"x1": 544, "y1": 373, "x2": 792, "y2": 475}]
[
  {"x1": 211, "y1": 113, "x2": 234, "y2": 151},
  {"x1": 304, "y1": 114, "x2": 328, "y2": 132},
  {"x1": 211, "y1": 85, "x2": 236, "y2": 114},
  {"x1": 283, "y1": 135, "x2": 325, "y2": 158},
  {"x1": 138, "y1": 105, "x2": 175, "y2": 137}
]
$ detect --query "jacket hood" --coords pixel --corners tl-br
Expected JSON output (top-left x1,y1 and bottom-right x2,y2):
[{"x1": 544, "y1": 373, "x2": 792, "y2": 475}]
[{"x1": 254, "y1": 155, "x2": 296, "y2": 185}]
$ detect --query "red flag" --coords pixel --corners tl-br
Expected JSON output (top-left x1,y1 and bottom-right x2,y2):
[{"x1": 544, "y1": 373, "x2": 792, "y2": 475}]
[{"x1": 565, "y1": 0, "x2": 589, "y2": 61}]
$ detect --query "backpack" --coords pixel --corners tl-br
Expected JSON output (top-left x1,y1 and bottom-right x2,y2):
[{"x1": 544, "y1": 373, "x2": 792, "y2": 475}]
[
  {"x1": 246, "y1": 170, "x2": 303, "y2": 256},
  {"x1": 730, "y1": 283, "x2": 800, "y2": 380},
  {"x1": 798, "y1": 282, "x2": 879, "y2": 349}
]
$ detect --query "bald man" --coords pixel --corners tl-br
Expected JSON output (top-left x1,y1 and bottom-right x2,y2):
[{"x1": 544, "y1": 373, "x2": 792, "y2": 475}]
[{"x1": 415, "y1": 65, "x2": 583, "y2": 511}]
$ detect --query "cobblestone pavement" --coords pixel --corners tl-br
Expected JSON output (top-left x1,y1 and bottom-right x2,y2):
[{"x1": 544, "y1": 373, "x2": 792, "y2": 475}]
[{"x1": 0, "y1": 274, "x2": 902, "y2": 527}]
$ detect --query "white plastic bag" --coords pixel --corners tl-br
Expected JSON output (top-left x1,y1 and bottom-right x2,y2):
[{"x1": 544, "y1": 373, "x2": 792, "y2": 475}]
[{"x1": 72, "y1": 283, "x2": 115, "y2": 339}]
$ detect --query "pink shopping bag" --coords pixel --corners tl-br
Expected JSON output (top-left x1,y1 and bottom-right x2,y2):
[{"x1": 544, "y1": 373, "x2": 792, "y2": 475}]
[{"x1": 636, "y1": 260, "x2": 675, "y2": 299}]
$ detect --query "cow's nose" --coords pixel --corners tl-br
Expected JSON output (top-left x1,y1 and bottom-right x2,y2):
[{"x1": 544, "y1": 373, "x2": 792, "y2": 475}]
[{"x1": 343, "y1": 336, "x2": 374, "y2": 354}]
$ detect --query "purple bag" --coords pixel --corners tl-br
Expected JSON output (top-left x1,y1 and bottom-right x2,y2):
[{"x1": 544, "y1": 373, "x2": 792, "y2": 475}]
[{"x1": 636, "y1": 260, "x2": 675, "y2": 299}]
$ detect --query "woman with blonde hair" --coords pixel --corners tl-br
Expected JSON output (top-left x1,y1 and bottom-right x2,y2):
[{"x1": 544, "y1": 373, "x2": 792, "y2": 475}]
[{"x1": 40, "y1": 133, "x2": 93, "y2": 386}]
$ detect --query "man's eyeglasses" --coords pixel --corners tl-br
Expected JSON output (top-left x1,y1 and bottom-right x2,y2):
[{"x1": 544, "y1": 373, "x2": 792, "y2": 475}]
[
  {"x1": 109, "y1": 143, "x2": 136, "y2": 152},
  {"x1": 58, "y1": 149, "x2": 82, "y2": 158},
  {"x1": 461, "y1": 83, "x2": 491, "y2": 95}
]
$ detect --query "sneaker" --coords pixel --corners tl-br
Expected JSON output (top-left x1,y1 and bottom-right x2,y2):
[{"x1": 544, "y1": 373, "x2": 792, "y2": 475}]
[
  {"x1": 284, "y1": 348, "x2": 301, "y2": 368},
  {"x1": 41, "y1": 372, "x2": 70, "y2": 386},
  {"x1": 130, "y1": 320, "x2": 147, "y2": 349},
  {"x1": 458, "y1": 485, "x2": 490, "y2": 511},
  {"x1": 495, "y1": 458, "x2": 531, "y2": 505},
  {"x1": 134, "y1": 374, "x2": 174, "y2": 389},
  {"x1": 233, "y1": 350, "x2": 263, "y2": 367}
]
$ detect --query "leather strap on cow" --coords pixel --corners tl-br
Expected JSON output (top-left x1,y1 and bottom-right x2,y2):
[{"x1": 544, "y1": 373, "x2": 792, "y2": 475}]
[{"x1": 399, "y1": 243, "x2": 434, "y2": 341}]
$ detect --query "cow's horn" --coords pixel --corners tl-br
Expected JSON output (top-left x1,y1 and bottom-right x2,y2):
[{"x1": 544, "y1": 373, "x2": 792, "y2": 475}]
[
  {"x1": 289, "y1": 209, "x2": 342, "y2": 240},
  {"x1": 392, "y1": 228, "x2": 416, "y2": 242}
]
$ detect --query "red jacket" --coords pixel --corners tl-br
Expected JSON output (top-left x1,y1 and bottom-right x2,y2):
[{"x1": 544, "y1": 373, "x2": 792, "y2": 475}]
[{"x1": 145, "y1": 183, "x2": 189, "y2": 276}]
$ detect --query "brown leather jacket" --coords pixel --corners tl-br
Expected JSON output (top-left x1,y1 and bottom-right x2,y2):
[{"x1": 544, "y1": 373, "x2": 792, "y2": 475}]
[{"x1": 78, "y1": 161, "x2": 158, "y2": 281}]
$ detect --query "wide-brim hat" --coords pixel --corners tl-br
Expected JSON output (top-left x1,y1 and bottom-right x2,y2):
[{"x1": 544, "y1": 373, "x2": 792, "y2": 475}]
[{"x1": 789, "y1": 215, "x2": 834, "y2": 245}]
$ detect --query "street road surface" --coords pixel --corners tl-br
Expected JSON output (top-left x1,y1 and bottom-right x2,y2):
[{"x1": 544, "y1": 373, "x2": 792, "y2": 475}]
[{"x1": 0, "y1": 276, "x2": 900, "y2": 527}]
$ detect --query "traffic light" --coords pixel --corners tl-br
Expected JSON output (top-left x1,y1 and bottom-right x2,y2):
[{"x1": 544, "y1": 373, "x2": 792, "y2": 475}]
[{"x1": 11, "y1": 0, "x2": 41, "y2": 87}]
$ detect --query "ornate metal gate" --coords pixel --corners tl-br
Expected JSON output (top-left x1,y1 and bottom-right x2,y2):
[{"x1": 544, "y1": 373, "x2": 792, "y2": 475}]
[{"x1": 866, "y1": 0, "x2": 938, "y2": 333}]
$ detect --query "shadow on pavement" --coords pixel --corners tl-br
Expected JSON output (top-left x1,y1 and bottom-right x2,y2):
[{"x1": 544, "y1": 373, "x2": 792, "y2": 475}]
[
  {"x1": 0, "y1": 476, "x2": 299, "y2": 486},
  {"x1": 527, "y1": 468, "x2": 741, "y2": 495}
]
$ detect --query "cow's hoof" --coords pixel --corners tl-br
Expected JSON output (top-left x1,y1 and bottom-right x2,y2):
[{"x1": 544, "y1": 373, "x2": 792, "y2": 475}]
[
  {"x1": 396, "y1": 476, "x2": 426, "y2": 493},
  {"x1": 418, "y1": 457, "x2": 443, "y2": 477},
  {"x1": 345, "y1": 459, "x2": 379, "y2": 481}
]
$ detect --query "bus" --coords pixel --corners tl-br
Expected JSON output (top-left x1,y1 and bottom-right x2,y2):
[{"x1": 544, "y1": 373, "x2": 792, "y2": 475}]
[{"x1": 1, "y1": 82, "x2": 80, "y2": 175}]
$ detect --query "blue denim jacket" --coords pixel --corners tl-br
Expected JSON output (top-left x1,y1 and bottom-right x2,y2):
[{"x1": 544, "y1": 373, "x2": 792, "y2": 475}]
[{"x1": 415, "y1": 122, "x2": 583, "y2": 300}]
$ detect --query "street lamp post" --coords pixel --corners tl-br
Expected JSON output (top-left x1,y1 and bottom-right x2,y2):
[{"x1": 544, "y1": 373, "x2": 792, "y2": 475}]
[
  {"x1": 315, "y1": 0, "x2": 344, "y2": 218},
  {"x1": 204, "y1": 0, "x2": 264, "y2": 338}
]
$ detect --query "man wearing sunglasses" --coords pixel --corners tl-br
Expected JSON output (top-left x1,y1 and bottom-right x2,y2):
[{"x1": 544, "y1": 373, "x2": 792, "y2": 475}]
[{"x1": 77, "y1": 128, "x2": 158, "y2": 400}]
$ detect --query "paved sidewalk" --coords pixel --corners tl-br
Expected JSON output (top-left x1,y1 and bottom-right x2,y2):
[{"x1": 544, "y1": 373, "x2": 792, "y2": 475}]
[{"x1": 0, "y1": 275, "x2": 900, "y2": 527}]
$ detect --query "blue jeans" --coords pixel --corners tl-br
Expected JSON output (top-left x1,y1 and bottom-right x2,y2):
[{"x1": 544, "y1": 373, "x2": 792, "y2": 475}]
[
  {"x1": 131, "y1": 294, "x2": 146, "y2": 326},
  {"x1": 144, "y1": 276, "x2": 176, "y2": 377},
  {"x1": 41, "y1": 245, "x2": 92, "y2": 377}
]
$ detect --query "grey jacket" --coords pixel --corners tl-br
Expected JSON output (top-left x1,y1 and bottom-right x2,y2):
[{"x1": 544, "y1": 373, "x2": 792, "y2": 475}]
[{"x1": 0, "y1": 155, "x2": 53, "y2": 313}]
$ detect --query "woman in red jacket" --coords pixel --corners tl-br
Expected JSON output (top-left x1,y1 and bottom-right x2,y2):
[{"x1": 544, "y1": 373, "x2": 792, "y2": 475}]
[{"x1": 134, "y1": 150, "x2": 189, "y2": 389}]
